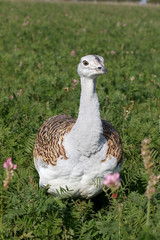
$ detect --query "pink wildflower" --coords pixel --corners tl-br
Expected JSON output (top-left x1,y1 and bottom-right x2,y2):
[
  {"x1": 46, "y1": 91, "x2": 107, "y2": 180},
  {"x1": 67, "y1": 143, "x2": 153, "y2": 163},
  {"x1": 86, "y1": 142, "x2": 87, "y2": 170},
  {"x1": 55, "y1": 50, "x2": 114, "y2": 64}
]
[
  {"x1": 103, "y1": 172, "x2": 121, "y2": 191},
  {"x1": 112, "y1": 193, "x2": 118, "y2": 199},
  {"x1": 130, "y1": 76, "x2": 135, "y2": 82},
  {"x1": 123, "y1": 23, "x2": 127, "y2": 27},
  {"x1": 72, "y1": 79, "x2": 78, "y2": 89},
  {"x1": 3, "y1": 157, "x2": 17, "y2": 170},
  {"x1": 111, "y1": 50, "x2": 116, "y2": 55},
  {"x1": 17, "y1": 89, "x2": 22, "y2": 95},
  {"x1": 3, "y1": 157, "x2": 17, "y2": 191},
  {"x1": 10, "y1": 95, "x2": 14, "y2": 99},
  {"x1": 70, "y1": 50, "x2": 75, "y2": 56},
  {"x1": 23, "y1": 20, "x2": 29, "y2": 26},
  {"x1": 145, "y1": 174, "x2": 160, "y2": 199}
]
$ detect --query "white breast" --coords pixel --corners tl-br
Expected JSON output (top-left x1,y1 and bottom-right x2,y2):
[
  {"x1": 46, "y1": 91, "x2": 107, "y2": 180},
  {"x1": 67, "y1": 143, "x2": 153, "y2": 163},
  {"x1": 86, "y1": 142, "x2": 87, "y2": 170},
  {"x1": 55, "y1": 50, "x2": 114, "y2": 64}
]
[{"x1": 35, "y1": 141, "x2": 120, "y2": 198}]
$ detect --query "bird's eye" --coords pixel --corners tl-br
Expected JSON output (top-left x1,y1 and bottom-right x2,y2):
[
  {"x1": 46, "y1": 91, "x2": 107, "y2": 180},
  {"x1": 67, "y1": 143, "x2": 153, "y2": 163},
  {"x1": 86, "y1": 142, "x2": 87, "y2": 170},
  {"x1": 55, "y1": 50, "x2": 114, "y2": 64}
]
[{"x1": 83, "y1": 60, "x2": 89, "y2": 66}]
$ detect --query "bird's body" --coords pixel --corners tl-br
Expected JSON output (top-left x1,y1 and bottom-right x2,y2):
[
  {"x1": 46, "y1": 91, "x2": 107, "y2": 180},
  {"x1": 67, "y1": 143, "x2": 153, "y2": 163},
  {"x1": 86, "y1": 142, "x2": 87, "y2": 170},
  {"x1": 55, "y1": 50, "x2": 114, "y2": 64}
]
[{"x1": 34, "y1": 55, "x2": 123, "y2": 198}]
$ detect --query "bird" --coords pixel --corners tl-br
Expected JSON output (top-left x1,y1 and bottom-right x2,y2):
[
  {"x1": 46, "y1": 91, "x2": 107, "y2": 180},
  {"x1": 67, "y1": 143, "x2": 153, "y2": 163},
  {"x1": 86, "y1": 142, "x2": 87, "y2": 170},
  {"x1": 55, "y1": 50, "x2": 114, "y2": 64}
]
[{"x1": 33, "y1": 55, "x2": 123, "y2": 199}]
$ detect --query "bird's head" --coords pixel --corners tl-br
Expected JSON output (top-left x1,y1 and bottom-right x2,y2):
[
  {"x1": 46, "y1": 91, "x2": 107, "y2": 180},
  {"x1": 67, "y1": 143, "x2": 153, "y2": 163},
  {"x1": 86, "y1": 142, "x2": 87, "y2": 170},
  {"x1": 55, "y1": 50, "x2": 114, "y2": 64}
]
[{"x1": 77, "y1": 55, "x2": 107, "y2": 79}]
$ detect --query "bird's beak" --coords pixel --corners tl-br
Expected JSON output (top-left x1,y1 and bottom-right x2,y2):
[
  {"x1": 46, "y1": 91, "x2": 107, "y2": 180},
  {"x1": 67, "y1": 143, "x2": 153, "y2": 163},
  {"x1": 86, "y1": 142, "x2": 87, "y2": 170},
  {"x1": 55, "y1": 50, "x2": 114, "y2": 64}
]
[{"x1": 102, "y1": 66, "x2": 108, "y2": 74}]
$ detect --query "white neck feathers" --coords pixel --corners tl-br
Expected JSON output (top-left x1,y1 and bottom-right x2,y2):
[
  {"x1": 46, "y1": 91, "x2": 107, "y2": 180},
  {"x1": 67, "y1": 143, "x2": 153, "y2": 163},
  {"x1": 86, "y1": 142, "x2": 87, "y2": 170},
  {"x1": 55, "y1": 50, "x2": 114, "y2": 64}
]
[
  {"x1": 76, "y1": 77, "x2": 103, "y2": 137},
  {"x1": 64, "y1": 77, "x2": 104, "y2": 158}
]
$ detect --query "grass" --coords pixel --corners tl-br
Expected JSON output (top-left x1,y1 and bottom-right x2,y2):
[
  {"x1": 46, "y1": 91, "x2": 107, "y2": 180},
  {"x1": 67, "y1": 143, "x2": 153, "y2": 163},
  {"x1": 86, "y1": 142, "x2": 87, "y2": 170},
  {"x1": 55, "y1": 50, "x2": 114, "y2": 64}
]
[{"x1": 0, "y1": 1, "x2": 160, "y2": 239}]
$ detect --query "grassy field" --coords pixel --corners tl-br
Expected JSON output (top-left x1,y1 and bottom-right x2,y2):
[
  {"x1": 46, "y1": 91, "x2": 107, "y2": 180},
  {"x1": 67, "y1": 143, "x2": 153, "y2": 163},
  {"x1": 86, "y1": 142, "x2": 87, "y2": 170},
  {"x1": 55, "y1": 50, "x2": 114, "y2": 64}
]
[{"x1": 0, "y1": 1, "x2": 160, "y2": 239}]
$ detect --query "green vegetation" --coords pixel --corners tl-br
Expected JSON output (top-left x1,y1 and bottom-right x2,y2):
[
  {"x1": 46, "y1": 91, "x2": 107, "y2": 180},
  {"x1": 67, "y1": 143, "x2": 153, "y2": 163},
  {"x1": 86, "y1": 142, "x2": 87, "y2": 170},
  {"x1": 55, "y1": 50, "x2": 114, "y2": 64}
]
[{"x1": 0, "y1": 1, "x2": 160, "y2": 239}]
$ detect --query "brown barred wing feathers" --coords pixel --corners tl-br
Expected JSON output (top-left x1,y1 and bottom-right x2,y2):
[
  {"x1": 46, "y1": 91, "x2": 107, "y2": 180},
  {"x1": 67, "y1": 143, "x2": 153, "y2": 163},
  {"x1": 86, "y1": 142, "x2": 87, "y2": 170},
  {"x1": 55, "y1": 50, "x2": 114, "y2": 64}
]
[
  {"x1": 102, "y1": 119, "x2": 123, "y2": 164},
  {"x1": 34, "y1": 114, "x2": 76, "y2": 166}
]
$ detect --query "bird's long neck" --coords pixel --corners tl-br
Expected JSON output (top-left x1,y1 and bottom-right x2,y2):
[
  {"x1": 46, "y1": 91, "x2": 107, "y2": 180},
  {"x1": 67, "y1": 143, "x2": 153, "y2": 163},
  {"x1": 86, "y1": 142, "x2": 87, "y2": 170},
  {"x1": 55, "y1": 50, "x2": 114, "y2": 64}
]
[
  {"x1": 77, "y1": 77, "x2": 102, "y2": 129},
  {"x1": 66, "y1": 76, "x2": 104, "y2": 157}
]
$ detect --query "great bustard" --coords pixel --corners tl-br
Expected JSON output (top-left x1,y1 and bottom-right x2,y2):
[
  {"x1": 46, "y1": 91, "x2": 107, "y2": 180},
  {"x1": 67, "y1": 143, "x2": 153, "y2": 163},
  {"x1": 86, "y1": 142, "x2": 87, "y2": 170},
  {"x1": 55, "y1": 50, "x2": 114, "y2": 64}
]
[{"x1": 34, "y1": 55, "x2": 123, "y2": 198}]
